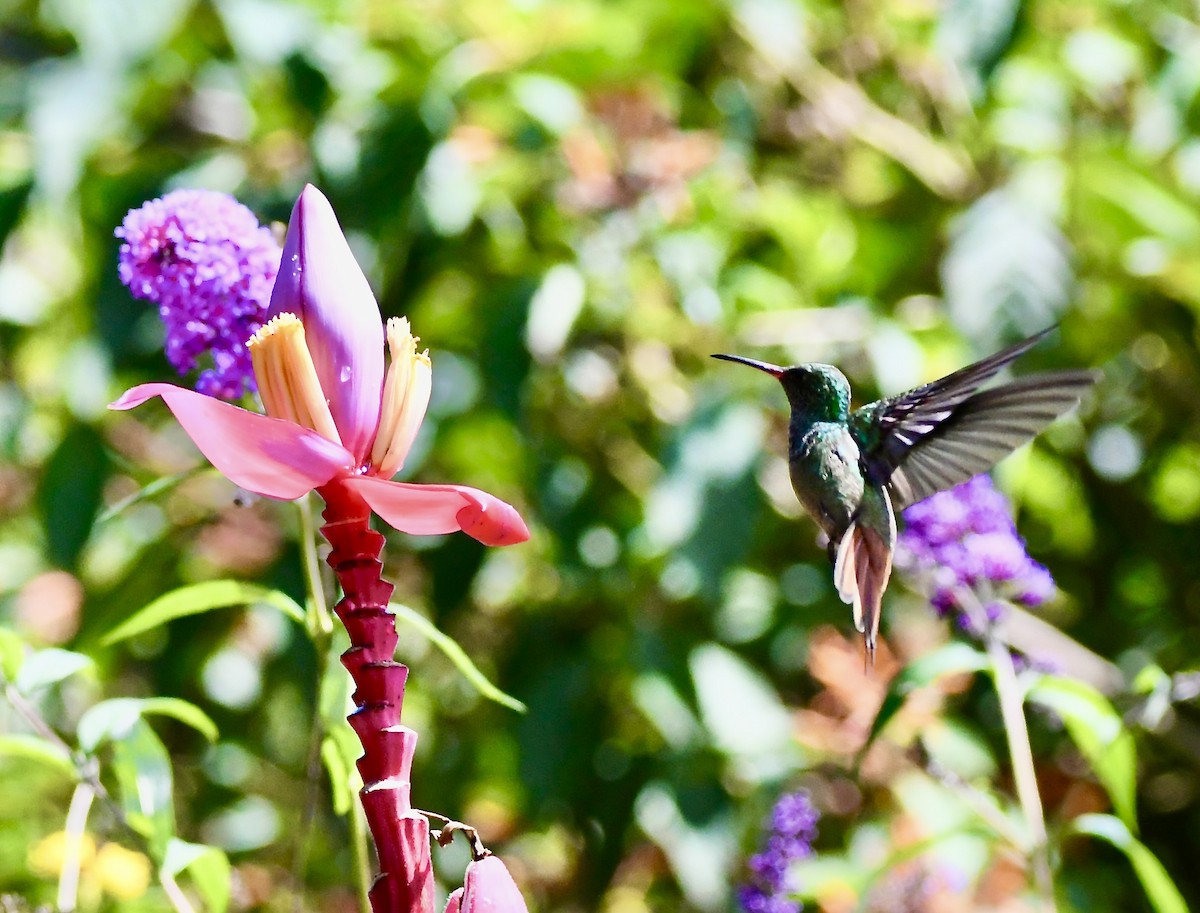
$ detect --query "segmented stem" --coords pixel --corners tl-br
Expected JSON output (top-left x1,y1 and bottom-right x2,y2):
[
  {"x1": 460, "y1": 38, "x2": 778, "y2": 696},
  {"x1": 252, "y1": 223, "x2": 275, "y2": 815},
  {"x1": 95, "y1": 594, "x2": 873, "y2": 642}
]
[{"x1": 318, "y1": 479, "x2": 434, "y2": 913}]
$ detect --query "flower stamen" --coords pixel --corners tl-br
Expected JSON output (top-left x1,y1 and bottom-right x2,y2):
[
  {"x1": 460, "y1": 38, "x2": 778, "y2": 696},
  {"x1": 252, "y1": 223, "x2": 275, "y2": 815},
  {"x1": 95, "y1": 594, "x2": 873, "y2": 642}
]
[
  {"x1": 370, "y1": 317, "x2": 432, "y2": 478},
  {"x1": 248, "y1": 314, "x2": 342, "y2": 445}
]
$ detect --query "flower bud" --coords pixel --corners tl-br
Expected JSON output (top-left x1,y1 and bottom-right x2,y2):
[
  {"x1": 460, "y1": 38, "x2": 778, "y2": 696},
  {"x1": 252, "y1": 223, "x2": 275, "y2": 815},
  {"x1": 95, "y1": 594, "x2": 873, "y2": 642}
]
[{"x1": 446, "y1": 855, "x2": 529, "y2": 913}]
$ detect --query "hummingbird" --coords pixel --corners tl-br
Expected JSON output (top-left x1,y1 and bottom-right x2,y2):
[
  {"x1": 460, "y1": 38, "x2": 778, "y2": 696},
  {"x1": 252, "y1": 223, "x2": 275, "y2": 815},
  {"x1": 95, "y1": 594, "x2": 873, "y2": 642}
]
[{"x1": 713, "y1": 328, "x2": 1095, "y2": 660}]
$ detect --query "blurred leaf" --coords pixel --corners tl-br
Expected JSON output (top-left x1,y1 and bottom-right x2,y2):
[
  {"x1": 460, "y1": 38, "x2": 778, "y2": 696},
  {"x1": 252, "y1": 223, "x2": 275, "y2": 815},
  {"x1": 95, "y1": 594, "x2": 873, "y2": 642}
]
[
  {"x1": 320, "y1": 734, "x2": 355, "y2": 816},
  {"x1": 1090, "y1": 164, "x2": 1200, "y2": 244},
  {"x1": 0, "y1": 179, "x2": 33, "y2": 251},
  {"x1": 103, "y1": 581, "x2": 305, "y2": 645},
  {"x1": 0, "y1": 734, "x2": 77, "y2": 779},
  {"x1": 937, "y1": 0, "x2": 1021, "y2": 94},
  {"x1": 0, "y1": 626, "x2": 26, "y2": 682},
  {"x1": 942, "y1": 179, "x2": 1072, "y2": 343},
  {"x1": 38, "y1": 423, "x2": 109, "y2": 568},
  {"x1": 689, "y1": 643, "x2": 794, "y2": 777},
  {"x1": 14, "y1": 648, "x2": 94, "y2": 694},
  {"x1": 1026, "y1": 675, "x2": 1137, "y2": 829},
  {"x1": 1131, "y1": 663, "x2": 1173, "y2": 730},
  {"x1": 865, "y1": 642, "x2": 988, "y2": 756},
  {"x1": 95, "y1": 467, "x2": 206, "y2": 524},
  {"x1": 110, "y1": 718, "x2": 175, "y2": 858},
  {"x1": 1069, "y1": 814, "x2": 1188, "y2": 913},
  {"x1": 161, "y1": 839, "x2": 231, "y2": 913},
  {"x1": 77, "y1": 697, "x2": 218, "y2": 752},
  {"x1": 734, "y1": 0, "x2": 809, "y2": 68},
  {"x1": 634, "y1": 782, "x2": 734, "y2": 910},
  {"x1": 391, "y1": 603, "x2": 526, "y2": 713}
]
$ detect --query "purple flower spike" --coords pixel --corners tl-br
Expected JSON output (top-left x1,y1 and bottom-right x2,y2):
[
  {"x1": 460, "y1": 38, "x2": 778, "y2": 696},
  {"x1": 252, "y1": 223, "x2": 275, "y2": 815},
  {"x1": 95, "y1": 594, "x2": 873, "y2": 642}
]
[
  {"x1": 897, "y1": 475, "x2": 1056, "y2": 630},
  {"x1": 739, "y1": 789, "x2": 818, "y2": 913},
  {"x1": 117, "y1": 189, "x2": 282, "y2": 400}
]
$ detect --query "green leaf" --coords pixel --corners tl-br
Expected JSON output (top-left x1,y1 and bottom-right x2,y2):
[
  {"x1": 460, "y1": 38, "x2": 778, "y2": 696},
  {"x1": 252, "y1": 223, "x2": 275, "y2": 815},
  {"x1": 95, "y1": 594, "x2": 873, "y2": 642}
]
[
  {"x1": 162, "y1": 839, "x2": 231, "y2": 913},
  {"x1": 936, "y1": 0, "x2": 1021, "y2": 93},
  {"x1": 96, "y1": 468, "x2": 205, "y2": 524},
  {"x1": 103, "y1": 580, "x2": 305, "y2": 645},
  {"x1": 111, "y1": 719, "x2": 175, "y2": 858},
  {"x1": 1131, "y1": 663, "x2": 1173, "y2": 729},
  {"x1": 78, "y1": 697, "x2": 218, "y2": 752},
  {"x1": 0, "y1": 734, "x2": 77, "y2": 779},
  {"x1": 39, "y1": 423, "x2": 109, "y2": 569},
  {"x1": 1025, "y1": 675, "x2": 1137, "y2": 829},
  {"x1": 1068, "y1": 814, "x2": 1188, "y2": 913},
  {"x1": 0, "y1": 626, "x2": 26, "y2": 682},
  {"x1": 14, "y1": 648, "x2": 94, "y2": 694},
  {"x1": 864, "y1": 642, "x2": 988, "y2": 756},
  {"x1": 690, "y1": 642, "x2": 794, "y2": 769},
  {"x1": 320, "y1": 733, "x2": 355, "y2": 816},
  {"x1": 390, "y1": 603, "x2": 526, "y2": 713}
]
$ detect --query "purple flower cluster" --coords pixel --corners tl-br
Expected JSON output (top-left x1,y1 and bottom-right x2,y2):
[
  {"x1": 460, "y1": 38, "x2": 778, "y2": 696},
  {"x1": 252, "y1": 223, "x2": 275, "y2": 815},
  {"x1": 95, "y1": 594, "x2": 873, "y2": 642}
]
[
  {"x1": 896, "y1": 475, "x2": 1055, "y2": 631},
  {"x1": 738, "y1": 789, "x2": 818, "y2": 913},
  {"x1": 117, "y1": 189, "x2": 282, "y2": 400}
]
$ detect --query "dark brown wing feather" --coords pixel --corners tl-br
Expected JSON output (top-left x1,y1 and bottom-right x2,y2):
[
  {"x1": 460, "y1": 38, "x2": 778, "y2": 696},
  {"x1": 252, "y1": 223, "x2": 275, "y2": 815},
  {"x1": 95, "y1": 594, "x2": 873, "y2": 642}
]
[
  {"x1": 850, "y1": 329, "x2": 1096, "y2": 510},
  {"x1": 881, "y1": 372, "x2": 1096, "y2": 509}
]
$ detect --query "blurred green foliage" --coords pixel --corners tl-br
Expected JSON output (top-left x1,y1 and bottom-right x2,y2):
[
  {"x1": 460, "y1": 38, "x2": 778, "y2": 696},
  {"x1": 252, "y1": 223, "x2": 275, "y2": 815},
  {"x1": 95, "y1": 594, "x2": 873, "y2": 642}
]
[{"x1": 2, "y1": 0, "x2": 1200, "y2": 911}]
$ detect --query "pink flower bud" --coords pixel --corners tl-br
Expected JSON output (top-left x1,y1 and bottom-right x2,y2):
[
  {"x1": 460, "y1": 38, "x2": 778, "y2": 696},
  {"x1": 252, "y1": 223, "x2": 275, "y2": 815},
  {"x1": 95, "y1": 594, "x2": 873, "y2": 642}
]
[{"x1": 446, "y1": 855, "x2": 529, "y2": 913}]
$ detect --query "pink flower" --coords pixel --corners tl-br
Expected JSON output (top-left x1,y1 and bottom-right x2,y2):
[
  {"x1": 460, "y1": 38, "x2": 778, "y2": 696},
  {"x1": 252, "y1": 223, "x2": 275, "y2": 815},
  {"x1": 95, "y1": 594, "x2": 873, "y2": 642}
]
[
  {"x1": 110, "y1": 185, "x2": 528, "y2": 547},
  {"x1": 443, "y1": 855, "x2": 530, "y2": 913}
]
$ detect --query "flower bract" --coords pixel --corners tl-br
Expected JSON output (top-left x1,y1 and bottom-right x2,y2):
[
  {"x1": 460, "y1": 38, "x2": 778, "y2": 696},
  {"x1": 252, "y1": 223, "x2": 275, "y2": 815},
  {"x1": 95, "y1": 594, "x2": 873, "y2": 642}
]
[{"x1": 111, "y1": 185, "x2": 528, "y2": 547}]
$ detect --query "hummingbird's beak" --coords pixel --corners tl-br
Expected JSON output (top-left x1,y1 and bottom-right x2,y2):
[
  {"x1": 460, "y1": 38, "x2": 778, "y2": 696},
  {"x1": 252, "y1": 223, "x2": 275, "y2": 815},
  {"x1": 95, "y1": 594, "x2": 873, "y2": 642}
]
[{"x1": 711, "y1": 353, "x2": 786, "y2": 377}]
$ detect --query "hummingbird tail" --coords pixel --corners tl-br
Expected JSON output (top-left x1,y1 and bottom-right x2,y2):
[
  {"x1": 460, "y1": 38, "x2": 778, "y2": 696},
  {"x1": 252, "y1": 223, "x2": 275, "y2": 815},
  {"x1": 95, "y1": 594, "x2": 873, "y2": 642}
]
[{"x1": 833, "y1": 521, "x2": 893, "y2": 662}]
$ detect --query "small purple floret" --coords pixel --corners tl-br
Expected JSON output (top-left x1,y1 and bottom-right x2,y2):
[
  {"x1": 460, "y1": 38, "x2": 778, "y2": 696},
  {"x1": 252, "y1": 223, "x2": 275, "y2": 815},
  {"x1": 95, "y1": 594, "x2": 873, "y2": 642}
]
[
  {"x1": 897, "y1": 475, "x2": 1055, "y2": 628},
  {"x1": 739, "y1": 789, "x2": 818, "y2": 913},
  {"x1": 117, "y1": 189, "x2": 282, "y2": 399}
]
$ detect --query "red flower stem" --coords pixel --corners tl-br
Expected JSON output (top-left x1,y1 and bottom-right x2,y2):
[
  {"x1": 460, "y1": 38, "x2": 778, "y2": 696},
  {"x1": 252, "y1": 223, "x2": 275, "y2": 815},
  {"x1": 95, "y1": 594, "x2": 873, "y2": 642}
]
[{"x1": 317, "y1": 478, "x2": 434, "y2": 913}]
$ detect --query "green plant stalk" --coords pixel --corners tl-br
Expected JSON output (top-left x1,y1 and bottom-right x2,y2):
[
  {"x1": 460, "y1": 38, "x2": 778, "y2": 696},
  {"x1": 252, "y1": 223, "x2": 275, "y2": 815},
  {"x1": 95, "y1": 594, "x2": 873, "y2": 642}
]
[
  {"x1": 963, "y1": 590, "x2": 1055, "y2": 911},
  {"x1": 292, "y1": 497, "x2": 370, "y2": 913},
  {"x1": 350, "y1": 792, "x2": 373, "y2": 913},
  {"x1": 298, "y1": 493, "x2": 333, "y2": 638},
  {"x1": 58, "y1": 781, "x2": 94, "y2": 913}
]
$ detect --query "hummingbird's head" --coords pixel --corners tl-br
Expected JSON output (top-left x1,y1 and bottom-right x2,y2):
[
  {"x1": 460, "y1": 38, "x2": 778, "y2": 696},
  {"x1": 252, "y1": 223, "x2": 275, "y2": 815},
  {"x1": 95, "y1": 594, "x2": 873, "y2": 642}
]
[{"x1": 711, "y1": 355, "x2": 850, "y2": 422}]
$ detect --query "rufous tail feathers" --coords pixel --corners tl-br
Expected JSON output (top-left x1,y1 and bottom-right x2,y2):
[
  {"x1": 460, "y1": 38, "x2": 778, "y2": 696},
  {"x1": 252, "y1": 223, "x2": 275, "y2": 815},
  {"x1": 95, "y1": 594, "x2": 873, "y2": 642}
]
[{"x1": 834, "y1": 522, "x2": 894, "y2": 662}]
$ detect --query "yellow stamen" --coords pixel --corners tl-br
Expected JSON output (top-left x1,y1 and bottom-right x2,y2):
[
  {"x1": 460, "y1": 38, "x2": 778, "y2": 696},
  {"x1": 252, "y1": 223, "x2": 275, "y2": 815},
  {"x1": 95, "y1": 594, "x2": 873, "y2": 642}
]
[
  {"x1": 370, "y1": 317, "x2": 432, "y2": 478},
  {"x1": 247, "y1": 314, "x2": 342, "y2": 445}
]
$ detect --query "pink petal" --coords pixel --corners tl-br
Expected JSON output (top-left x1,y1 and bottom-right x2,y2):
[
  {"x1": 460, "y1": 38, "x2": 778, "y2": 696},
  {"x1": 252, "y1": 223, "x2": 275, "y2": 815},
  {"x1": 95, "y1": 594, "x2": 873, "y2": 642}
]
[
  {"x1": 110, "y1": 383, "x2": 353, "y2": 499},
  {"x1": 443, "y1": 889, "x2": 464, "y2": 913},
  {"x1": 269, "y1": 185, "x2": 384, "y2": 464},
  {"x1": 461, "y1": 856, "x2": 530, "y2": 913},
  {"x1": 346, "y1": 477, "x2": 530, "y2": 546}
]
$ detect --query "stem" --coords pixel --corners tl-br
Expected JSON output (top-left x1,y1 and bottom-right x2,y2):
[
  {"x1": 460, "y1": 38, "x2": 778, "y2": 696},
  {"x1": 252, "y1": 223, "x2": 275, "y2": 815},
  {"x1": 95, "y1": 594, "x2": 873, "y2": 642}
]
[
  {"x1": 350, "y1": 792, "x2": 374, "y2": 913},
  {"x1": 299, "y1": 493, "x2": 334, "y2": 638},
  {"x1": 4, "y1": 684, "x2": 120, "y2": 822},
  {"x1": 58, "y1": 782, "x2": 95, "y2": 913},
  {"x1": 292, "y1": 496, "x2": 336, "y2": 913},
  {"x1": 911, "y1": 739, "x2": 1030, "y2": 853},
  {"x1": 160, "y1": 870, "x2": 199, "y2": 913},
  {"x1": 961, "y1": 592, "x2": 1056, "y2": 912},
  {"x1": 317, "y1": 479, "x2": 434, "y2": 913}
]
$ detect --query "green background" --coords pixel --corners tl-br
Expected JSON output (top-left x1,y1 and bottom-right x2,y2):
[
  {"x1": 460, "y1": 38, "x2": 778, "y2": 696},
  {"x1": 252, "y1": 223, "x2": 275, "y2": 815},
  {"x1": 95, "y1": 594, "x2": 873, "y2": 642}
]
[{"x1": 1, "y1": 0, "x2": 1198, "y2": 910}]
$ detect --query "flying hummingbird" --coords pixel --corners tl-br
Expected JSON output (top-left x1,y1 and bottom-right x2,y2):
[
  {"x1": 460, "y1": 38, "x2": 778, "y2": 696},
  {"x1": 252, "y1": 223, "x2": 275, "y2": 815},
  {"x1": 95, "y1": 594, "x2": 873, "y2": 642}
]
[{"x1": 713, "y1": 328, "x2": 1095, "y2": 660}]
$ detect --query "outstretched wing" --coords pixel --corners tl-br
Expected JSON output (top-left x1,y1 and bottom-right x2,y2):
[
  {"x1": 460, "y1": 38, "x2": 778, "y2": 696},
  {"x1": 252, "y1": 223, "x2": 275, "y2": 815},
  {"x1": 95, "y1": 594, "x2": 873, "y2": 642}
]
[{"x1": 850, "y1": 330, "x2": 1096, "y2": 510}]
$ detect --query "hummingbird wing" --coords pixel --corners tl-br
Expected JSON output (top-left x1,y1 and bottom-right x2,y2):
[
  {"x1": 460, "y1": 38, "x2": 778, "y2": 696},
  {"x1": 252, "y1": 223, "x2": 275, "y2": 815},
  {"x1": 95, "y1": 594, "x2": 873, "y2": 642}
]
[{"x1": 850, "y1": 331, "x2": 1096, "y2": 510}]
